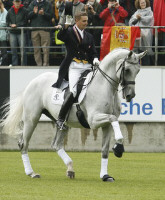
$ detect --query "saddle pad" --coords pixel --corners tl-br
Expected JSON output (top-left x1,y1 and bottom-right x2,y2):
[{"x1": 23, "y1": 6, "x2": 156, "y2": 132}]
[
  {"x1": 51, "y1": 89, "x2": 65, "y2": 105},
  {"x1": 51, "y1": 71, "x2": 93, "y2": 105}
]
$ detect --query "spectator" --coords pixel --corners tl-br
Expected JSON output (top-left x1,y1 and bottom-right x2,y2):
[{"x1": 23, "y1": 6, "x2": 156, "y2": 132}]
[
  {"x1": 129, "y1": 0, "x2": 154, "y2": 65},
  {"x1": 99, "y1": 0, "x2": 128, "y2": 27},
  {"x1": 28, "y1": 0, "x2": 53, "y2": 66},
  {"x1": 0, "y1": 0, "x2": 8, "y2": 66},
  {"x1": 119, "y1": 0, "x2": 136, "y2": 25},
  {"x1": 6, "y1": 0, "x2": 27, "y2": 66},
  {"x1": 54, "y1": 0, "x2": 65, "y2": 52},
  {"x1": 56, "y1": 0, "x2": 65, "y2": 19},
  {"x1": 22, "y1": 0, "x2": 33, "y2": 53},
  {"x1": 100, "y1": 0, "x2": 108, "y2": 10},
  {"x1": 154, "y1": 0, "x2": 165, "y2": 52},
  {"x1": 56, "y1": 0, "x2": 85, "y2": 27},
  {"x1": 22, "y1": 0, "x2": 32, "y2": 8},
  {"x1": 48, "y1": 0, "x2": 57, "y2": 24},
  {"x1": 150, "y1": 0, "x2": 153, "y2": 10},
  {"x1": 85, "y1": 0, "x2": 103, "y2": 56},
  {"x1": 80, "y1": 0, "x2": 87, "y2": 4},
  {"x1": 2, "y1": 0, "x2": 12, "y2": 11}
]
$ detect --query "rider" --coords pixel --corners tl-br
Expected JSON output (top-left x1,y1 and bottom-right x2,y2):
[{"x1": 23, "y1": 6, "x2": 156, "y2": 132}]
[{"x1": 53, "y1": 12, "x2": 100, "y2": 130}]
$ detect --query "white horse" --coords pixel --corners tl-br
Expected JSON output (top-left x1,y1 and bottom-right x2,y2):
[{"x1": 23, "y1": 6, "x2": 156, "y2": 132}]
[{"x1": 1, "y1": 48, "x2": 146, "y2": 181}]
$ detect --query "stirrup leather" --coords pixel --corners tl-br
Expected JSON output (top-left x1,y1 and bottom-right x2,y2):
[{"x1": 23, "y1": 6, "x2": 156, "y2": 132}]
[{"x1": 56, "y1": 119, "x2": 68, "y2": 131}]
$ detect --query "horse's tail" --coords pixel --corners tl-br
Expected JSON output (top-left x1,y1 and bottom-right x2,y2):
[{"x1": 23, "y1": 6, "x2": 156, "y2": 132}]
[{"x1": 0, "y1": 93, "x2": 23, "y2": 136}]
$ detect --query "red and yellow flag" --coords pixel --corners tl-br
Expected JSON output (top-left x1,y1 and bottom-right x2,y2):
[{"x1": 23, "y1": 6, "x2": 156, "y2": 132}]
[{"x1": 100, "y1": 26, "x2": 140, "y2": 60}]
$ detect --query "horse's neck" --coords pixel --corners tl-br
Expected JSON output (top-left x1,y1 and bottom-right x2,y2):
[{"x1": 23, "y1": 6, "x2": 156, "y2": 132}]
[
  {"x1": 87, "y1": 49, "x2": 129, "y2": 98},
  {"x1": 93, "y1": 49, "x2": 129, "y2": 88},
  {"x1": 91, "y1": 54, "x2": 118, "y2": 91}
]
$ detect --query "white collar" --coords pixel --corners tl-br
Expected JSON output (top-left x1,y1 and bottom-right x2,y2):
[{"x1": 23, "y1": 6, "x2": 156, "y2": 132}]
[
  {"x1": 75, "y1": 25, "x2": 84, "y2": 39},
  {"x1": 37, "y1": 0, "x2": 43, "y2": 2}
]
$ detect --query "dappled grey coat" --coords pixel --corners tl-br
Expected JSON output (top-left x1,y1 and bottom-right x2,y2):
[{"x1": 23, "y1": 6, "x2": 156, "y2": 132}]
[{"x1": 129, "y1": 7, "x2": 154, "y2": 55}]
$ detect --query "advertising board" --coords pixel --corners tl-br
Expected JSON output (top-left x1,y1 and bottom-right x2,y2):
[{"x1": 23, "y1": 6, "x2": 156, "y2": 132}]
[{"x1": 9, "y1": 67, "x2": 165, "y2": 122}]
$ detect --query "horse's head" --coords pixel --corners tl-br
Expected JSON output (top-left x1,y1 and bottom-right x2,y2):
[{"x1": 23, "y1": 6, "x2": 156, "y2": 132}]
[{"x1": 116, "y1": 50, "x2": 147, "y2": 102}]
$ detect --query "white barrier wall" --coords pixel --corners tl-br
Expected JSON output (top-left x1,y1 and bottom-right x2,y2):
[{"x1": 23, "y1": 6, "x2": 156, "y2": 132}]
[
  {"x1": 9, "y1": 66, "x2": 165, "y2": 122},
  {"x1": 0, "y1": 66, "x2": 165, "y2": 152},
  {"x1": 1, "y1": 122, "x2": 165, "y2": 152}
]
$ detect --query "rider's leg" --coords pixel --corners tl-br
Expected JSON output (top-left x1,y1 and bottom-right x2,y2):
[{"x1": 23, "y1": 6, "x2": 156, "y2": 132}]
[
  {"x1": 56, "y1": 62, "x2": 80, "y2": 130},
  {"x1": 56, "y1": 62, "x2": 91, "y2": 130},
  {"x1": 56, "y1": 92, "x2": 75, "y2": 130}
]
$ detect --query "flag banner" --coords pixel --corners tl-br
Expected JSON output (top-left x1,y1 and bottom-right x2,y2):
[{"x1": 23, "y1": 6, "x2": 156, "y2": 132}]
[{"x1": 100, "y1": 26, "x2": 140, "y2": 60}]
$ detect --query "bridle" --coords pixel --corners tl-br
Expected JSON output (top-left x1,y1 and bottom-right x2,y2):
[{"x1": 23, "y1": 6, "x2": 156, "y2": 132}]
[
  {"x1": 116, "y1": 59, "x2": 138, "y2": 90},
  {"x1": 95, "y1": 57, "x2": 139, "y2": 91}
]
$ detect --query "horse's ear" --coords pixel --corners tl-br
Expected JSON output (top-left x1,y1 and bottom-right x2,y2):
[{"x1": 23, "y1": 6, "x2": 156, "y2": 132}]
[
  {"x1": 137, "y1": 50, "x2": 147, "y2": 59},
  {"x1": 128, "y1": 50, "x2": 133, "y2": 58}
]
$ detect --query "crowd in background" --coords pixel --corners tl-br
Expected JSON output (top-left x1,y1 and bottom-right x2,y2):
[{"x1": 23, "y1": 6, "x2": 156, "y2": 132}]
[{"x1": 0, "y1": 0, "x2": 164, "y2": 66}]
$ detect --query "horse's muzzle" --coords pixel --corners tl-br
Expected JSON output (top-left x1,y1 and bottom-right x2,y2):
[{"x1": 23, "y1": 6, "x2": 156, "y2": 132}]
[
  {"x1": 123, "y1": 86, "x2": 135, "y2": 102},
  {"x1": 125, "y1": 94, "x2": 135, "y2": 102}
]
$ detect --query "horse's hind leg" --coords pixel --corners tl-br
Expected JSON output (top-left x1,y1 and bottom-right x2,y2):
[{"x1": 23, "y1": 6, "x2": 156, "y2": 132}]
[
  {"x1": 20, "y1": 117, "x2": 40, "y2": 178},
  {"x1": 52, "y1": 129, "x2": 75, "y2": 179}
]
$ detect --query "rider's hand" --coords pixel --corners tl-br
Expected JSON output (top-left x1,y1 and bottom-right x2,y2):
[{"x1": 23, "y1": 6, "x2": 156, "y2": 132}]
[
  {"x1": 55, "y1": 24, "x2": 62, "y2": 29},
  {"x1": 93, "y1": 58, "x2": 100, "y2": 66},
  {"x1": 65, "y1": 15, "x2": 73, "y2": 25}
]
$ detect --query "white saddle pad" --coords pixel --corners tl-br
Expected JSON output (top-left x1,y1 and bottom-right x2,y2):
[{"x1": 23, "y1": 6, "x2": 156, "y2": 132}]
[{"x1": 51, "y1": 71, "x2": 93, "y2": 105}]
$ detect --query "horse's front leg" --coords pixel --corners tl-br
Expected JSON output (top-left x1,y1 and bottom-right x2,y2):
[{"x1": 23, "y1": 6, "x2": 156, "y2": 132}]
[
  {"x1": 90, "y1": 113, "x2": 125, "y2": 157},
  {"x1": 100, "y1": 125, "x2": 115, "y2": 182},
  {"x1": 52, "y1": 128, "x2": 75, "y2": 179},
  {"x1": 90, "y1": 113, "x2": 123, "y2": 141}
]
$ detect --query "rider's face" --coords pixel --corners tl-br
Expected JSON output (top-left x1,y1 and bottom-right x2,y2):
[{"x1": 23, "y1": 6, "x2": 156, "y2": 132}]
[{"x1": 76, "y1": 16, "x2": 88, "y2": 30}]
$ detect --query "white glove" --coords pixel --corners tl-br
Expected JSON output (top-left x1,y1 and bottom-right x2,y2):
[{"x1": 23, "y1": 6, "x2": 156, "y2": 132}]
[
  {"x1": 65, "y1": 15, "x2": 73, "y2": 25},
  {"x1": 93, "y1": 58, "x2": 100, "y2": 66}
]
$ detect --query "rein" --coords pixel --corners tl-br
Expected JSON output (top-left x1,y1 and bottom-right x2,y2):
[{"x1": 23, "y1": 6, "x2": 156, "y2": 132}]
[
  {"x1": 76, "y1": 55, "x2": 139, "y2": 92},
  {"x1": 94, "y1": 64, "x2": 119, "y2": 91},
  {"x1": 75, "y1": 66, "x2": 98, "y2": 90},
  {"x1": 95, "y1": 58, "x2": 137, "y2": 91}
]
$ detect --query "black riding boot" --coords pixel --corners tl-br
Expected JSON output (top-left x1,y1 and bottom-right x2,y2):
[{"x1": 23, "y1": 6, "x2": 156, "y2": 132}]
[{"x1": 56, "y1": 92, "x2": 75, "y2": 130}]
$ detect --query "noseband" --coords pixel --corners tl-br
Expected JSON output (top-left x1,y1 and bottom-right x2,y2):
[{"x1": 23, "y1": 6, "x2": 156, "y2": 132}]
[{"x1": 117, "y1": 59, "x2": 136, "y2": 89}]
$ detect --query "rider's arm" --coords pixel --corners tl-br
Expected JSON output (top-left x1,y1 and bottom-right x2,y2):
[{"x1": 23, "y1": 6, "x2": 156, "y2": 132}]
[{"x1": 57, "y1": 25, "x2": 70, "y2": 42}]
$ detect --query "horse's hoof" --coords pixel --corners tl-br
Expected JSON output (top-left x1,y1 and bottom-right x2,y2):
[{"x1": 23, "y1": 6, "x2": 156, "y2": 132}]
[
  {"x1": 102, "y1": 174, "x2": 115, "y2": 182},
  {"x1": 67, "y1": 171, "x2": 75, "y2": 179},
  {"x1": 29, "y1": 172, "x2": 41, "y2": 178},
  {"x1": 112, "y1": 143, "x2": 125, "y2": 158}
]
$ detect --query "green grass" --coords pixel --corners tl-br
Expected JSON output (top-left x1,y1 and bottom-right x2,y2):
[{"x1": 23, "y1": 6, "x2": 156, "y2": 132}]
[{"x1": 0, "y1": 152, "x2": 165, "y2": 200}]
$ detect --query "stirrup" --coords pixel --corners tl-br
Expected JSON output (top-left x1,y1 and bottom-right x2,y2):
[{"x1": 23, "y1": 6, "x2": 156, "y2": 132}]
[{"x1": 56, "y1": 119, "x2": 68, "y2": 131}]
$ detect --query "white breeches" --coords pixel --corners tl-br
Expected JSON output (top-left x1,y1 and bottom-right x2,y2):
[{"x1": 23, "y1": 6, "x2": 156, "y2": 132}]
[{"x1": 69, "y1": 61, "x2": 92, "y2": 97}]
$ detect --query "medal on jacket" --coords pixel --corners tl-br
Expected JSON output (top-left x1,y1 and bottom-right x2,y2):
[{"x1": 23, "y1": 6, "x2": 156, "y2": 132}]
[{"x1": 73, "y1": 25, "x2": 82, "y2": 43}]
